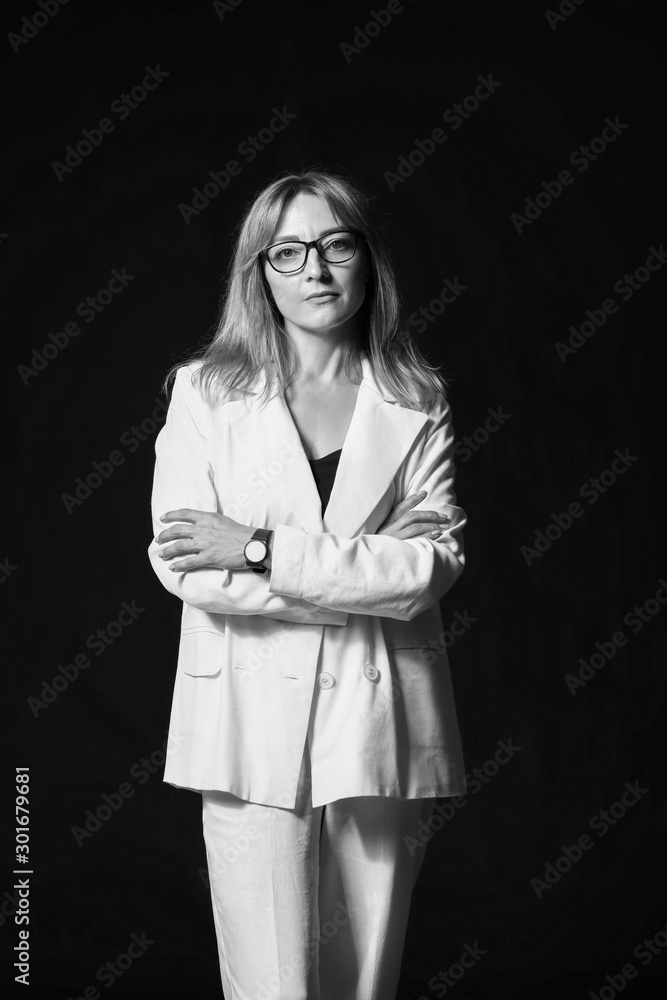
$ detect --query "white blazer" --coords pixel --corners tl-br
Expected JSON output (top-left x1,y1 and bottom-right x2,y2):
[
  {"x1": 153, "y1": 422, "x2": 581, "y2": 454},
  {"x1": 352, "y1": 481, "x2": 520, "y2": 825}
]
[{"x1": 147, "y1": 354, "x2": 467, "y2": 808}]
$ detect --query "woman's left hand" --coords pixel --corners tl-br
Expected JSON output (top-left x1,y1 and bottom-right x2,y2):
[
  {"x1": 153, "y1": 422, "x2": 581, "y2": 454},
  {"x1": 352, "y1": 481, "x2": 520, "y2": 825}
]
[{"x1": 155, "y1": 509, "x2": 255, "y2": 573}]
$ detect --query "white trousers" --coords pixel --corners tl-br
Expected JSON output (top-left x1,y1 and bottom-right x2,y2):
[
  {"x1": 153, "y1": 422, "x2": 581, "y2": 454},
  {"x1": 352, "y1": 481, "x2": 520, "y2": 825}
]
[{"x1": 201, "y1": 744, "x2": 435, "y2": 1000}]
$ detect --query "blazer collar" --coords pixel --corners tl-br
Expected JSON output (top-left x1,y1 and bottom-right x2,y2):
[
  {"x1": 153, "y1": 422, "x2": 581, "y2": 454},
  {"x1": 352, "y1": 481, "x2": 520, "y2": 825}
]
[{"x1": 221, "y1": 354, "x2": 429, "y2": 537}]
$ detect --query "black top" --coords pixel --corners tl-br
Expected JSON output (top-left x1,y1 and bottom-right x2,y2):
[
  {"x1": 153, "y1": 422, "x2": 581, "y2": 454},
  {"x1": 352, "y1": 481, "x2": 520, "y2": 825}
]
[{"x1": 308, "y1": 449, "x2": 342, "y2": 515}]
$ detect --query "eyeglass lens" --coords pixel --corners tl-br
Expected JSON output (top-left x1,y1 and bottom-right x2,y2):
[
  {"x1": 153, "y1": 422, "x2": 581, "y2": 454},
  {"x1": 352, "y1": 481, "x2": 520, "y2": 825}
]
[{"x1": 266, "y1": 232, "x2": 357, "y2": 272}]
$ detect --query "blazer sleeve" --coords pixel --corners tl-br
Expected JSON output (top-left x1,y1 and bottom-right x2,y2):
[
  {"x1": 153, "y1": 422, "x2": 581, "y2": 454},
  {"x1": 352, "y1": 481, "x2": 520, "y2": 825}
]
[
  {"x1": 268, "y1": 396, "x2": 466, "y2": 621},
  {"x1": 146, "y1": 367, "x2": 348, "y2": 626}
]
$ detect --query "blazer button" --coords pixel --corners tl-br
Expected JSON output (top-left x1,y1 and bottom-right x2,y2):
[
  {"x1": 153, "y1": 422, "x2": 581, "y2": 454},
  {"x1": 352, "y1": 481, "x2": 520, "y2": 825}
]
[
  {"x1": 318, "y1": 672, "x2": 335, "y2": 689},
  {"x1": 363, "y1": 662, "x2": 379, "y2": 682}
]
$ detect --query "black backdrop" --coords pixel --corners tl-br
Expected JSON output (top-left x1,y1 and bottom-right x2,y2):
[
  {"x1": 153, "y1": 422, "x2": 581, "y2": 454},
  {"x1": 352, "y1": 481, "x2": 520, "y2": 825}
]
[{"x1": 2, "y1": 1, "x2": 666, "y2": 997}]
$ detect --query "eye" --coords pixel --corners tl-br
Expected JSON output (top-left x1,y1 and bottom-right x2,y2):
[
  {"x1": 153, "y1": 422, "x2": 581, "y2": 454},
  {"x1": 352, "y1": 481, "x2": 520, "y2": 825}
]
[
  {"x1": 323, "y1": 235, "x2": 353, "y2": 251},
  {"x1": 270, "y1": 243, "x2": 304, "y2": 262}
]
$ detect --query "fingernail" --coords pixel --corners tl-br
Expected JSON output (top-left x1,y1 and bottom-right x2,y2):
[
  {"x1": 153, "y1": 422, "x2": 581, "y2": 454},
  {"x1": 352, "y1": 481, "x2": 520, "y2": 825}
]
[
  {"x1": 159, "y1": 514, "x2": 167, "y2": 522},
  {"x1": 430, "y1": 530, "x2": 442, "y2": 537}
]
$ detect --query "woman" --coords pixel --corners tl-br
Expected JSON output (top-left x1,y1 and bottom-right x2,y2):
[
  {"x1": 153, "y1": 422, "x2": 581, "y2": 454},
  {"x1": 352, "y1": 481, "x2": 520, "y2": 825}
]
[{"x1": 147, "y1": 169, "x2": 467, "y2": 1000}]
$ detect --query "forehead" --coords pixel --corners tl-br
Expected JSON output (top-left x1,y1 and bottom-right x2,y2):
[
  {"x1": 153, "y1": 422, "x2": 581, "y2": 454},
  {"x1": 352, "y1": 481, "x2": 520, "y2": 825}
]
[{"x1": 272, "y1": 192, "x2": 341, "y2": 239}]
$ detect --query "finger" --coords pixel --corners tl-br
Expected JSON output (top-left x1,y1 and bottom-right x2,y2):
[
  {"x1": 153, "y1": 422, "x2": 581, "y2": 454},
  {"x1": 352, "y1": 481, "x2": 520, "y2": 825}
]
[
  {"x1": 389, "y1": 491, "x2": 428, "y2": 516},
  {"x1": 394, "y1": 509, "x2": 450, "y2": 527},
  {"x1": 158, "y1": 541, "x2": 202, "y2": 560},
  {"x1": 168, "y1": 555, "x2": 209, "y2": 573},
  {"x1": 401, "y1": 491, "x2": 428, "y2": 508},
  {"x1": 167, "y1": 557, "x2": 194, "y2": 573},
  {"x1": 155, "y1": 525, "x2": 194, "y2": 544},
  {"x1": 398, "y1": 522, "x2": 447, "y2": 539},
  {"x1": 159, "y1": 508, "x2": 199, "y2": 523},
  {"x1": 408, "y1": 509, "x2": 449, "y2": 523},
  {"x1": 382, "y1": 491, "x2": 430, "y2": 526}
]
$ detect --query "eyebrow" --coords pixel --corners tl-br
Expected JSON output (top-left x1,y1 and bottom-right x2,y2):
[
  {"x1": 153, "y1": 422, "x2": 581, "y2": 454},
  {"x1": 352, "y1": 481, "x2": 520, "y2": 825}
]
[{"x1": 271, "y1": 227, "x2": 349, "y2": 242}]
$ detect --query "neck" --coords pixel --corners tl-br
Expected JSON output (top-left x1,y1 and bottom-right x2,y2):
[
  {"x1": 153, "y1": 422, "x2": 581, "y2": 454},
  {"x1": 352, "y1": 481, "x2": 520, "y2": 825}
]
[{"x1": 284, "y1": 326, "x2": 363, "y2": 386}]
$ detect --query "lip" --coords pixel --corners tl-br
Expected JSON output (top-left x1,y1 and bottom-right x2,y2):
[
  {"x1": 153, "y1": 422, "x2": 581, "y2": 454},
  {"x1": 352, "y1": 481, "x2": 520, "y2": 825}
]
[{"x1": 305, "y1": 292, "x2": 339, "y2": 301}]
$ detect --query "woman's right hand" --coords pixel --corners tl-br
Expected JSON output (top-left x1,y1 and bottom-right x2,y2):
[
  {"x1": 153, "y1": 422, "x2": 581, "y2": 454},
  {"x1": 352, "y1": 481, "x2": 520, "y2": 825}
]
[{"x1": 375, "y1": 490, "x2": 450, "y2": 540}]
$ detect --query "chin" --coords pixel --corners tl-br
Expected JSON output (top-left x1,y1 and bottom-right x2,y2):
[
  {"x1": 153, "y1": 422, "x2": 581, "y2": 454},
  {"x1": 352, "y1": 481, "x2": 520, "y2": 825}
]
[{"x1": 292, "y1": 313, "x2": 350, "y2": 333}]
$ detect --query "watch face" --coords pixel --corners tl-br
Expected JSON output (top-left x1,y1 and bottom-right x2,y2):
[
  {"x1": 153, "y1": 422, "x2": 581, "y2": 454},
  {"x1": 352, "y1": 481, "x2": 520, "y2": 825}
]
[{"x1": 245, "y1": 539, "x2": 267, "y2": 563}]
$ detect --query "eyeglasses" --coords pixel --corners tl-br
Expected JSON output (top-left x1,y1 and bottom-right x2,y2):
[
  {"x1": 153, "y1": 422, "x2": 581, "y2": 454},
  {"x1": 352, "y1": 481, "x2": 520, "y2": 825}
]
[{"x1": 261, "y1": 230, "x2": 361, "y2": 273}]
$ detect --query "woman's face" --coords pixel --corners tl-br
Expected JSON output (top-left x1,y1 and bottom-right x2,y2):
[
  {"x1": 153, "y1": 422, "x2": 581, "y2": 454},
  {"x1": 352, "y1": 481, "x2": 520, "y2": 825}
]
[{"x1": 262, "y1": 192, "x2": 369, "y2": 342}]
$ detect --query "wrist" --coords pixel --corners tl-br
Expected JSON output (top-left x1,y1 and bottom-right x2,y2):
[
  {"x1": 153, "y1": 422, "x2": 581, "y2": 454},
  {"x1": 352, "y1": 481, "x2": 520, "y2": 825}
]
[{"x1": 243, "y1": 526, "x2": 273, "y2": 572}]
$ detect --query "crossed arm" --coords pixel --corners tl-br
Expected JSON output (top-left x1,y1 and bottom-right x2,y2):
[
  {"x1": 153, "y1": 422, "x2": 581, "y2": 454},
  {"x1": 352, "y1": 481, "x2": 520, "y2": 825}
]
[{"x1": 147, "y1": 371, "x2": 466, "y2": 622}]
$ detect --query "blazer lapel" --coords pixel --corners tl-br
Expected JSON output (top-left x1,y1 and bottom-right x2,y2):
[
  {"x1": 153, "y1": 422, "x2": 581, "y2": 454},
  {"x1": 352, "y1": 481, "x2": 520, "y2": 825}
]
[
  {"x1": 221, "y1": 355, "x2": 430, "y2": 538},
  {"x1": 323, "y1": 358, "x2": 429, "y2": 537}
]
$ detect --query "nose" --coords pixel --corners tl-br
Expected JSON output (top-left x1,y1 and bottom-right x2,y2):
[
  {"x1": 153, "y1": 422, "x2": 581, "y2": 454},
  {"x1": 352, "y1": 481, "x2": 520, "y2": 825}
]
[{"x1": 303, "y1": 244, "x2": 329, "y2": 277}]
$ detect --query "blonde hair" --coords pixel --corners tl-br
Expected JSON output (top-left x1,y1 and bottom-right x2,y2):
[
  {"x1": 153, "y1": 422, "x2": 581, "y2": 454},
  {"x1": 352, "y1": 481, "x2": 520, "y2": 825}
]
[{"x1": 166, "y1": 169, "x2": 449, "y2": 410}]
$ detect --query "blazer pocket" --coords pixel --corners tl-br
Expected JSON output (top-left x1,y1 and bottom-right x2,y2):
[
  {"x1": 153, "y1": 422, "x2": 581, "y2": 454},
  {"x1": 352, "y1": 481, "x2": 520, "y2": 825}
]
[
  {"x1": 388, "y1": 644, "x2": 441, "y2": 667},
  {"x1": 179, "y1": 626, "x2": 225, "y2": 677},
  {"x1": 386, "y1": 641, "x2": 429, "y2": 651},
  {"x1": 382, "y1": 620, "x2": 430, "y2": 652}
]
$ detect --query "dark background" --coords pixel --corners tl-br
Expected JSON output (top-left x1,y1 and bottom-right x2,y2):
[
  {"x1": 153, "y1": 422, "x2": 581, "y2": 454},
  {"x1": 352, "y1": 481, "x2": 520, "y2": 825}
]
[{"x1": 2, "y1": 0, "x2": 666, "y2": 997}]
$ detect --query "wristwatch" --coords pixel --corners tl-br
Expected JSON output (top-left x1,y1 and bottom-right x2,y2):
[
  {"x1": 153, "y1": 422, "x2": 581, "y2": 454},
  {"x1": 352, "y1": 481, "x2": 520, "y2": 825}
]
[{"x1": 243, "y1": 527, "x2": 273, "y2": 574}]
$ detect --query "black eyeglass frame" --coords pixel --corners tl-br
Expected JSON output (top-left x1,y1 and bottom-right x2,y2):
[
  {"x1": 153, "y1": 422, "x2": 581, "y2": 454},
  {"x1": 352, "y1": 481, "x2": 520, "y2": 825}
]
[{"x1": 259, "y1": 229, "x2": 363, "y2": 273}]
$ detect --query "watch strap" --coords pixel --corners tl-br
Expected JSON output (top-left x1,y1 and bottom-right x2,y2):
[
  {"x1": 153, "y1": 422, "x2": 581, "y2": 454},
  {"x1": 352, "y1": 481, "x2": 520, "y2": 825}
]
[{"x1": 245, "y1": 527, "x2": 272, "y2": 574}]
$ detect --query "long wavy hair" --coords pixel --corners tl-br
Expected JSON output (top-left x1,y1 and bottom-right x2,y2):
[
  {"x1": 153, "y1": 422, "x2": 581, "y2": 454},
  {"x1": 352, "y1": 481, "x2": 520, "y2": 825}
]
[{"x1": 165, "y1": 169, "x2": 449, "y2": 410}]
